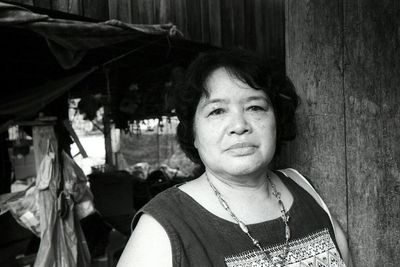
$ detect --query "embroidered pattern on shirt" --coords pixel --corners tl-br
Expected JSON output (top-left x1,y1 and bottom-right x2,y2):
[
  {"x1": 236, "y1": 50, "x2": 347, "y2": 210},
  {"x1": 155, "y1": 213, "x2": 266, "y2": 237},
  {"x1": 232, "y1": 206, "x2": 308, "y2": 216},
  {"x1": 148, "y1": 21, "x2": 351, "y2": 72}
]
[{"x1": 224, "y1": 228, "x2": 346, "y2": 267}]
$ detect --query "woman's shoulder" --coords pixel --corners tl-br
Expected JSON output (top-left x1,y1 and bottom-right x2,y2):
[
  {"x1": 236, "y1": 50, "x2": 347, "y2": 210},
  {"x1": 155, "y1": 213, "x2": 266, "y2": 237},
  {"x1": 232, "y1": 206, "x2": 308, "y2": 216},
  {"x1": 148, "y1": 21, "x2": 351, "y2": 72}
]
[
  {"x1": 139, "y1": 178, "x2": 206, "y2": 220},
  {"x1": 118, "y1": 213, "x2": 173, "y2": 267},
  {"x1": 177, "y1": 176, "x2": 206, "y2": 198},
  {"x1": 275, "y1": 168, "x2": 317, "y2": 196}
]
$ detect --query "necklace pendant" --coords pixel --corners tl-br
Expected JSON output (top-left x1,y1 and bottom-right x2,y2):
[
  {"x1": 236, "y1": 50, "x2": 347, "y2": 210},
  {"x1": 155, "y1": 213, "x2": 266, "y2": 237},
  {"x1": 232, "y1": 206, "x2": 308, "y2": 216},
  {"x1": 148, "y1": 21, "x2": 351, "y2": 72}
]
[
  {"x1": 238, "y1": 221, "x2": 249, "y2": 233},
  {"x1": 285, "y1": 225, "x2": 291, "y2": 239},
  {"x1": 253, "y1": 239, "x2": 260, "y2": 246}
]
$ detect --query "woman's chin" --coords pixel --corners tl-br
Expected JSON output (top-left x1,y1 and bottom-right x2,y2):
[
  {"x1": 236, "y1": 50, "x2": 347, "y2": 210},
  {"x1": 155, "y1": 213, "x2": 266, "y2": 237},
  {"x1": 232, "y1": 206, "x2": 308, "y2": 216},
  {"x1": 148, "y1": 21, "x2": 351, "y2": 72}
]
[{"x1": 210, "y1": 159, "x2": 268, "y2": 178}]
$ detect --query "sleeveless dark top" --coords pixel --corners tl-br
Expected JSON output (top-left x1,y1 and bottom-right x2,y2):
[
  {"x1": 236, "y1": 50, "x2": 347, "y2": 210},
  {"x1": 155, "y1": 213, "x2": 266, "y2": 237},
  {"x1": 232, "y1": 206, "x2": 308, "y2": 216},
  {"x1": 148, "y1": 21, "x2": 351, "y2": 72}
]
[{"x1": 132, "y1": 171, "x2": 346, "y2": 266}]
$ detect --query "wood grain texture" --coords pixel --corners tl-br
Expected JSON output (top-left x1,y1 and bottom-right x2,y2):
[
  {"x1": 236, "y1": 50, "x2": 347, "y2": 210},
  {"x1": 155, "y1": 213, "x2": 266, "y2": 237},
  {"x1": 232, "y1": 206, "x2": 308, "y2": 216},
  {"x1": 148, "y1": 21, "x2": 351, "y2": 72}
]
[
  {"x1": 283, "y1": 0, "x2": 347, "y2": 231},
  {"x1": 186, "y1": 0, "x2": 202, "y2": 42},
  {"x1": 130, "y1": 0, "x2": 140, "y2": 23},
  {"x1": 34, "y1": 0, "x2": 52, "y2": 9},
  {"x1": 199, "y1": 0, "x2": 210, "y2": 43},
  {"x1": 107, "y1": 0, "x2": 117, "y2": 19},
  {"x1": 137, "y1": 0, "x2": 154, "y2": 24},
  {"x1": 108, "y1": 0, "x2": 132, "y2": 21},
  {"x1": 158, "y1": 0, "x2": 172, "y2": 24},
  {"x1": 51, "y1": 0, "x2": 82, "y2": 15},
  {"x1": 264, "y1": 0, "x2": 272, "y2": 56},
  {"x1": 232, "y1": 0, "x2": 245, "y2": 48},
  {"x1": 208, "y1": 0, "x2": 221, "y2": 46},
  {"x1": 285, "y1": 0, "x2": 400, "y2": 266},
  {"x1": 8, "y1": 0, "x2": 34, "y2": 5},
  {"x1": 171, "y1": 0, "x2": 187, "y2": 37},
  {"x1": 267, "y1": 0, "x2": 284, "y2": 58},
  {"x1": 220, "y1": 0, "x2": 234, "y2": 48},
  {"x1": 243, "y1": 0, "x2": 256, "y2": 51},
  {"x1": 119, "y1": 0, "x2": 133, "y2": 22},
  {"x1": 83, "y1": 0, "x2": 108, "y2": 20},
  {"x1": 344, "y1": 0, "x2": 400, "y2": 265},
  {"x1": 112, "y1": 0, "x2": 284, "y2": 58},
  {"x1": 253, "y1": 0, "x2": 264, "y2": 54}
]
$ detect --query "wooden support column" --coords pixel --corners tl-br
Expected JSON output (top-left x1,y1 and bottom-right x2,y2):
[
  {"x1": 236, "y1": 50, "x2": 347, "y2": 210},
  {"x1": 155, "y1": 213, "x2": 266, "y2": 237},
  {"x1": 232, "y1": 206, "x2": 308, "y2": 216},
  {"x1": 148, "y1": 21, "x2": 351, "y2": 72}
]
[
  {"x1": 103, "y1": 103, "x2": 114, "y2": 166},
  {"x1": 285, "y1": 0, "x2": 400, "y2": 265},
  {"x1": 283, "y1": 0, "x2": 347, "y2": 227},
  {"x1": 343, "y1": 0, "x2": 400, "y2": 265},
  {"x1": 103, "y1": 68, "x2": 114, "y2": 168}
]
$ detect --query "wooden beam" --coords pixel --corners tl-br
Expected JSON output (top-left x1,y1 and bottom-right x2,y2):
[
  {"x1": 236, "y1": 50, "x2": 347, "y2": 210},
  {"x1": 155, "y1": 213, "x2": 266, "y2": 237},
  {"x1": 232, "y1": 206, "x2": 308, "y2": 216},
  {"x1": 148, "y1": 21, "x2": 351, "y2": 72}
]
[
  {"x1": 285, "y1": 0, "x2": 400, "y2": 265},
  {"x1": 62, "y1": 120, "x2": 88, "y2": 158},
  {"x1": 344, "y1": 0, "x2": 400, "y2": 265},
  {"x1": 283, "y1": 0, "x2": 347, "y2": 231},
  {"x1": 103, "y1": 103, "x2": 113, "y2": 166}
]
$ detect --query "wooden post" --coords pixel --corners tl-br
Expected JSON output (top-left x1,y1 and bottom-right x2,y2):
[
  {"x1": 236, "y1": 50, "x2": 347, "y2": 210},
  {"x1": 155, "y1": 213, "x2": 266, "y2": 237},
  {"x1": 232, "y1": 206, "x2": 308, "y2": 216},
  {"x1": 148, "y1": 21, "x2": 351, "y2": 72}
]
[
  {"x1": 285, "y1": 0, "x2": 400, "y2": 265},
  {"x1": 0, "y1": 132, "x2": 12, "y2": 194},
  {"x1": 283, "y1": 0, "x2": 347, "y2": 227},
  {"x1": 103, "y1": 68, "x2": 114, "y2": 168},
  {"x1": 103, "y1": 102, "x2": 114, "y2": 167},
  {"x1": 343, "y1": 0, "x2": 400, "y2": 265}
]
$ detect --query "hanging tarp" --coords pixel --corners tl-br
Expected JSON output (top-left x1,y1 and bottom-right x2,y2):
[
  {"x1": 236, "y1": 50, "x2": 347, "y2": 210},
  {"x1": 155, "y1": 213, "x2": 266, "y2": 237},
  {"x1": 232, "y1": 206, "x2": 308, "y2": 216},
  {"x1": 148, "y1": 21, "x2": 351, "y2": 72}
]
[
  {"x1": 0, "y1": 1, "x2": 216, "y2": 128},
  {"x1": 0, "y1": 68, "x2": 95, "y2": 133},
  {"x1": 34, "y1": 142, "x2": 91, "y2": 267},
  {"x1": 0, "y1": 68, "x2": 95, "y2": 117},
  {"x1": 0, "y1": 2, "x2": 178, "y2": 69}
]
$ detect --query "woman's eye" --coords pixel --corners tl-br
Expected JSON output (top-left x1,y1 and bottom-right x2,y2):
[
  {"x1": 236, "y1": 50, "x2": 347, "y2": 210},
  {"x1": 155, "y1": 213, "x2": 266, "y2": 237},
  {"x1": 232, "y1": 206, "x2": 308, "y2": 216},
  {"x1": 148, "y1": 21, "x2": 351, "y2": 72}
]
[
  {"x1": 208, "y1": 108, "x2": 225, "y2": 116},
  {"x1": 247, "y1": 105, "x2": 266, "y2": 112}
]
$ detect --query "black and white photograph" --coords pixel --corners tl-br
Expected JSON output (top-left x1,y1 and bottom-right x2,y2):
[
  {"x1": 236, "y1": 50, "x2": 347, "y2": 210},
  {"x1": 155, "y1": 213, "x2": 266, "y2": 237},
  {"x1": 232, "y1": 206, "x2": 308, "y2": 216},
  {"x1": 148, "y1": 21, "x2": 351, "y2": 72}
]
[{"x1": 0, "y1": 0, "x2": 398, "y2": 266}]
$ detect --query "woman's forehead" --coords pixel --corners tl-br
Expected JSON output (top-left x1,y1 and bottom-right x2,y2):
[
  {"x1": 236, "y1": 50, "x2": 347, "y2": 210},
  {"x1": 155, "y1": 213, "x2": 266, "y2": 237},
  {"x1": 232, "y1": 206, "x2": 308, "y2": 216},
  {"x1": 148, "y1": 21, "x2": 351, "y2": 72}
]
[{"x1": 202, "y1": 68, "x2": 267, "y2": 99}]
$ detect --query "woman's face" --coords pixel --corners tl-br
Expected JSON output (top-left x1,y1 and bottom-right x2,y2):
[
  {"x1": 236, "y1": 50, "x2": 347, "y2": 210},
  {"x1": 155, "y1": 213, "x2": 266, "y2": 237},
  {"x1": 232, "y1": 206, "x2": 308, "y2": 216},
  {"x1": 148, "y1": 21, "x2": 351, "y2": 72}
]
[{"x1": 193, "y1": 68, "x2": 276, "y2": 178}]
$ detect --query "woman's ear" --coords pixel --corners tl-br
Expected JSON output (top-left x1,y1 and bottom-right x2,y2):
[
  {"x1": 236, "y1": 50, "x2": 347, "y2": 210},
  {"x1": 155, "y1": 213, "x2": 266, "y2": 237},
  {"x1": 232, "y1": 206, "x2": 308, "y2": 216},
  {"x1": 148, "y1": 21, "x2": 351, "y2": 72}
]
[{"x1": 193, "y1": 137, "x2": 198, "y2": 149}]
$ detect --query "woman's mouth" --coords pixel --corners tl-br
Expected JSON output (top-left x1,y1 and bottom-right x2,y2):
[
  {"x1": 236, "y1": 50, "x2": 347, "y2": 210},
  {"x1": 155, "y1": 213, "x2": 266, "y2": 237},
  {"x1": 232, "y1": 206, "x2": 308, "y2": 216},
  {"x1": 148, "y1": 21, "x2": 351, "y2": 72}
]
[{"x1": 225, "y1": 143, "x2": 258, "y2": 156}]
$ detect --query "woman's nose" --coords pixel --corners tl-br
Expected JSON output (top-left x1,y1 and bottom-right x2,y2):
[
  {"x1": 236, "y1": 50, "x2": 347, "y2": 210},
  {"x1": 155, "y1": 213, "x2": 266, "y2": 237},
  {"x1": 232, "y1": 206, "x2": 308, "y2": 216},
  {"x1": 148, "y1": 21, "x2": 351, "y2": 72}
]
[{"x1": 228, "y1": 112, "x2": 251, "y2": 135}]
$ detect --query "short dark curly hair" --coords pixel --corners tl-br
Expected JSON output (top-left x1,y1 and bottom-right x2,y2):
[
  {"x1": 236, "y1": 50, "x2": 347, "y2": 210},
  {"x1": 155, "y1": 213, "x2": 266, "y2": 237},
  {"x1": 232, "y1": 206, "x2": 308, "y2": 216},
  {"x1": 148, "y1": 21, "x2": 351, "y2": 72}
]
[{"x1": 173, "y1": 49, "x2": 299, "y2": 165}]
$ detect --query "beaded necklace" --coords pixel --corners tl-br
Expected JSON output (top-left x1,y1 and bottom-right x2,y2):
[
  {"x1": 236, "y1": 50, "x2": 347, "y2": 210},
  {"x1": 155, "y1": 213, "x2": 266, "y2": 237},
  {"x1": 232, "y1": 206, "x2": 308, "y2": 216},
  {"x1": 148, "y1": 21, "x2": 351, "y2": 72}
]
[{"x1": 206, "y1": 173, "x2": 290, "y2": 266}]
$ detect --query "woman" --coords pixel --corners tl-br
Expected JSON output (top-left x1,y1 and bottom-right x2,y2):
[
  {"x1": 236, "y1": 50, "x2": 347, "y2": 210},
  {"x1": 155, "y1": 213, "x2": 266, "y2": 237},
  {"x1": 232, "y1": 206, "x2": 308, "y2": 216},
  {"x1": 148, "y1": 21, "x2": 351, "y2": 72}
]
[{"x1": 117, "y1": 49, "x2": 352, "y2": 267}]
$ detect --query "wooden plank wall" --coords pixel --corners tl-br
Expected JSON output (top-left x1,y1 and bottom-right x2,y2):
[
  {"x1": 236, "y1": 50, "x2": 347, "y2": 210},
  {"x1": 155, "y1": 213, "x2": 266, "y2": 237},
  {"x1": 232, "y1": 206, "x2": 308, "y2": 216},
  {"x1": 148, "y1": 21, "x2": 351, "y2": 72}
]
[
  {"x1": 285, "y1": 0, "x2": 400, "y2": 266},
  {"x1": 344, "y1": 0, "x2": 400, "y2": 265},
  {"x1": 7, "y1": 0, "x2": 285, "y2": 58},
  {"x1": 126, "y1": 0, "x2": 284, "y2": 58}
]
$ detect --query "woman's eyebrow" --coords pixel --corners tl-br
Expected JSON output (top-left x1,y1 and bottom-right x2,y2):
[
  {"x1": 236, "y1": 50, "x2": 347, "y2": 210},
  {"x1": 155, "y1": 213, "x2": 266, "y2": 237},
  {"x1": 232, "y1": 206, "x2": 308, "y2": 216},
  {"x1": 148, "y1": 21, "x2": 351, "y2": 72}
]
[
  {"x1": 244, "y1": 96, "x2": 269, "y2": 102},
  {"x1": 200, "y1": 98, "x2": 228, "y2": 108}
]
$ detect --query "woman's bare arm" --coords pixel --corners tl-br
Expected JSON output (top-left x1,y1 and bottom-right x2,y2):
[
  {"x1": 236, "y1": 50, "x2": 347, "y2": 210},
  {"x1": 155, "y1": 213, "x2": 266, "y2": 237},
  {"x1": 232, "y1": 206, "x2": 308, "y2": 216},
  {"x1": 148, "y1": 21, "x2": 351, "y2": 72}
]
[{"x1": 117, "y1": 213, "x2": 172, "y2": 267}]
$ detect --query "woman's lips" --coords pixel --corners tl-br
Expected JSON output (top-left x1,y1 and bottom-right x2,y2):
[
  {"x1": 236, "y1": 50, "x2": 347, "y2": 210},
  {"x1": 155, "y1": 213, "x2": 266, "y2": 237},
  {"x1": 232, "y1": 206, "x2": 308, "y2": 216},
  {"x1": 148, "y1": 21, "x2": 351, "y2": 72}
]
[{"x1": 225, "y1": 142, "x2": 258, "y2": 155}]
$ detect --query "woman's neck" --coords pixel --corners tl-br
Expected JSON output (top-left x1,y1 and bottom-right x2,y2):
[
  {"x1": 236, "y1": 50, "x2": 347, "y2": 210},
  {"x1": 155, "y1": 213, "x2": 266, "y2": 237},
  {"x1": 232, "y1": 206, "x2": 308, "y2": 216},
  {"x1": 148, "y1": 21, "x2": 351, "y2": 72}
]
[{"x1": 203, "y1": 169, "x2": 271, "y2": 198}]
